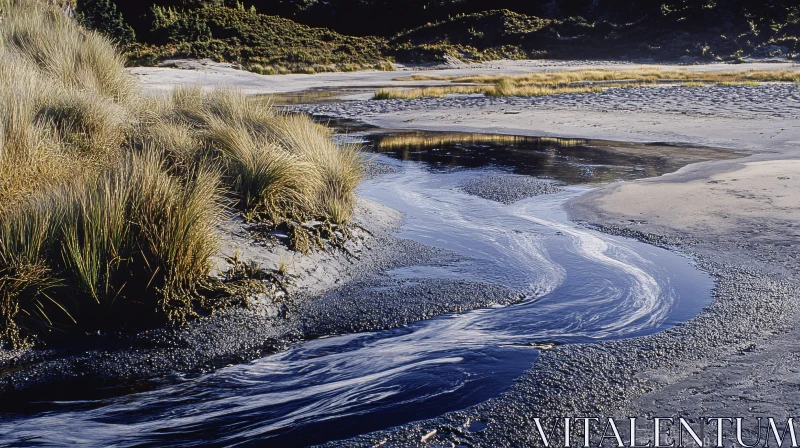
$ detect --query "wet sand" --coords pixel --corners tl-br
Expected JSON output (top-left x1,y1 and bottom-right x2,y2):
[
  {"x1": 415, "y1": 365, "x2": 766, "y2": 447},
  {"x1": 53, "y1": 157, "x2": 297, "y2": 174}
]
[
  {"x1": 240, "y1": 62, "x2": 800, "y2": 446},
  {"x1": 3, "y1": 60, "x2": 798, "y2": 444}
]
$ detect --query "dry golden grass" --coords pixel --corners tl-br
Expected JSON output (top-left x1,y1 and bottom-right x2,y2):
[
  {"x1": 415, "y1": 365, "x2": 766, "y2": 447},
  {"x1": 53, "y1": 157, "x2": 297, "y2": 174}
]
[
  {"x1": 263, "y1": 113, "x2": 363, "y2": 223},
  {"x1": 1, "y1": 151, "x2": 224, "y2": 338},
  {"x1": 155, "y1": 87, "x2": 363, "y2": 223},
  {"x1": 0, "y1": 0, "x2": 364, "y2": 347},
  {"x1": 375, "y1": 133, "x2": 587, "y2": 151},
  {"x1": 397, "y1": 68, "x2": 800, "y2": 85},
  {"x1": 378, "y1": 68, "x2": 800, "y2": 99},
  {"x1": 374, "y1": 85, "x2": 605, "y2": 99}
]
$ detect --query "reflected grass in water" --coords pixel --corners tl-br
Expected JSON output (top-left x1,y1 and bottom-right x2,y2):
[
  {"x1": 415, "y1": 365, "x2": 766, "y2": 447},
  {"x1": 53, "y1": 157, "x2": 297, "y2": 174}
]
[{"x1": 363, "y1": 131, "x2": 744, "y2": 184}]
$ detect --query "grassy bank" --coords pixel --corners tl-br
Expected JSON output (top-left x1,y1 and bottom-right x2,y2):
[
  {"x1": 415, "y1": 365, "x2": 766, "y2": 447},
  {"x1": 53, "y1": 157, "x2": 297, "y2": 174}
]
[
  {"x1": 374, "y1": 68, "x2": 800, "y2": 99},
  {"x1": 374, "y1": 133, "x2": 586, "y2": 151},
  {"x1": 0, "y1": 0, "x2": 362, "y2": 348}
]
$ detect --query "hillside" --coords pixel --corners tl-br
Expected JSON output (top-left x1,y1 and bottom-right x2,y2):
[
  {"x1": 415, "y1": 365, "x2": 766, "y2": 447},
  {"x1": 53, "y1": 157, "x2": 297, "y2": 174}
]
[
  {"x1": 77, "y1": 0, "x2": 800, "y2": 70},
  {"x1": 390, "y1": 8, "x2": 800, "y2": 62},
  {"x1": 126, "y1": 5, "x2": 390, "y2": 72}
]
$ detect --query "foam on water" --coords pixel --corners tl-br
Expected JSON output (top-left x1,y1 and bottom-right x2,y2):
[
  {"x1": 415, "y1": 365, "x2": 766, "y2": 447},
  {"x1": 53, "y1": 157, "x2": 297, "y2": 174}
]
[{"x1": 0, "y1": 152, "x2": 714, "y2": 448}]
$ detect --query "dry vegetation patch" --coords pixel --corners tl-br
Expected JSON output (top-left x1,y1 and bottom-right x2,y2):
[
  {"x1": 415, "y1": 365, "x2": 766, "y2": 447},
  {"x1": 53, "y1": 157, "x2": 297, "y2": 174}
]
[
  {"x1": 374, "y1": 68, "x2": 800, "y2": 99},
  {"x1": 0, "y1": 0, "x2": 363, "y2": 348}
]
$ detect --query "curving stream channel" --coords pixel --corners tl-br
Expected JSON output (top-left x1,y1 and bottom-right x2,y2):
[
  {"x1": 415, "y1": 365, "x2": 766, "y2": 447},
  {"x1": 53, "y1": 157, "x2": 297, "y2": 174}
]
[{"x1": 0, "y1": 130, "x2": 737, "y2": 447}]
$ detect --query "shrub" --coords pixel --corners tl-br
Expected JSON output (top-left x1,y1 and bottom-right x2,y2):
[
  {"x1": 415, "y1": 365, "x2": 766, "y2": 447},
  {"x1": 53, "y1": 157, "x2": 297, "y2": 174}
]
[{"x1": 75, "y1": 0, "x2": 135, "y2": 44}]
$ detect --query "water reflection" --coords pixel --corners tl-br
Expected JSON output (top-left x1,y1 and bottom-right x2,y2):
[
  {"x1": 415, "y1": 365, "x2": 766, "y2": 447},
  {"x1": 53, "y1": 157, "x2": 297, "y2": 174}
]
[{"x1": 363, "y1": 131, "x2": 742, "y2": 183}]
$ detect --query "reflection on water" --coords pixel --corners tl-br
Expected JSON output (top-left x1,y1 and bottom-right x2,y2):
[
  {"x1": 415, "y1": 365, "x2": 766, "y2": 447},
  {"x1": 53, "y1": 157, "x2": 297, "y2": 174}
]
[{"x1": 362, "y1": 130, "x2": 742, "y2": 183}]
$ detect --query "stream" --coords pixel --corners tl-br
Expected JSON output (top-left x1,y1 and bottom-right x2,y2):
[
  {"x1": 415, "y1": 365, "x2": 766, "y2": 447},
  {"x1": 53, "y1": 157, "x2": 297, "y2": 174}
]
[{"x1": 0, "y1": 129, "x2": 734, "y2": 447}]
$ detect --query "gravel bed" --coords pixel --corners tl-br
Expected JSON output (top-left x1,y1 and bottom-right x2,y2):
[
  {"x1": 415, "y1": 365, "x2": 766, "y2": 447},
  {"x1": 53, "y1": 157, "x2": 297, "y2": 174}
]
[
  {"x1": 460, "y1": 174, "x2": 562, "y2": 204},
  {"x1": 294, "y1": 84, "x2": 800, "y2": 120}
]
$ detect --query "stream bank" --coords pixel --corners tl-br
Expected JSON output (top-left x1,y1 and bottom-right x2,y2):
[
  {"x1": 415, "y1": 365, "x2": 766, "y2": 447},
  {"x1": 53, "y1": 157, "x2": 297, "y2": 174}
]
[
  {"x1": 4, "y1": 60, "x2": 800, "y2": 445},
  {"x1": 0, "y1": 124, "x2": 739, "y2": 447}
]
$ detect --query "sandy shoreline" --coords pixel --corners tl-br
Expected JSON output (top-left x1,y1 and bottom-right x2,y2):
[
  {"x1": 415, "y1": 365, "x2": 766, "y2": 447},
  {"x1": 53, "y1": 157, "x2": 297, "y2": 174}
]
[
  {"x1": 0, "y1": 197, "x2": 525, "y2": 402},
  {"x1": 265, "y1": 62, "x2": 800, "y2": 445},
  {"x1": 4, "y1": 60, "x2": 799, "y2": 445},
  {"x1": 132, "y1": 58, "x2": 799, "y2": 95}
]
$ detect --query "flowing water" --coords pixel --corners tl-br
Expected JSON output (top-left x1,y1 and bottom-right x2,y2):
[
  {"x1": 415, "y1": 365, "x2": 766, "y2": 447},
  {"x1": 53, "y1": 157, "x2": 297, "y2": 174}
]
[{"x1": 0, "y1": 130, "x2": 737, "y2": 447}]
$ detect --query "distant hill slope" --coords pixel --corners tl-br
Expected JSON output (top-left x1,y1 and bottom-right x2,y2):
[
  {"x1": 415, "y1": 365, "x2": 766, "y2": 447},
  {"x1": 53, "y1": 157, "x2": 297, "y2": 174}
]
[
  {"x1": 77, "y1": 1, "x2": 799, "y2": 70},
  {"x1": 243, "y1": 0, "x2": 800, "y2": 41},
  {"x1": 82, "y1": 3, "x2": 390, "y2": 72},
  {"x1": 390, "y1": 8, "x2": 800, "y2": 62}
]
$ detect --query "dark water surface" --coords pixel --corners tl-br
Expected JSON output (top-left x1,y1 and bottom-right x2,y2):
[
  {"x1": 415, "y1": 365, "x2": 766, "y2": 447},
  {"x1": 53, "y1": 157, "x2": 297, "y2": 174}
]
[
  {"x1": 361, "y1": 130, "x2": 741, "y2": 183},
  {"x1": 0, "y1": 129, "x2": 737, "y2": 447}
]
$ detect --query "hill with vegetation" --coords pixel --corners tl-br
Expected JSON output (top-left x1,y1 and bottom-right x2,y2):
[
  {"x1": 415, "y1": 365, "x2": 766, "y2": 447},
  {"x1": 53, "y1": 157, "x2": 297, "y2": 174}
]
[{"x1": 78, "y1": 0, "x2": 800, "y2": 68}]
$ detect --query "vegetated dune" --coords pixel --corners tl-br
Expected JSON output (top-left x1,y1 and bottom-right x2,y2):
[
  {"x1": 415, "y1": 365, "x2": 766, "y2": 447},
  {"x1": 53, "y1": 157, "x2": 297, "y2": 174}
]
[
  {"x1": 123, "y1": 5, "x2": 394, "y2": 74},
  {"x1": 0, "y1": 0, "x2": 363, "y2": 349}
]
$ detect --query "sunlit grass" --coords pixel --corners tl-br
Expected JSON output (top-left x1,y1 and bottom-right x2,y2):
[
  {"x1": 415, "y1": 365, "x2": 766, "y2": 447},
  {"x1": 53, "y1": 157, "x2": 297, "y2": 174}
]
[
  {"x1": 0, "y1": 0, "x2": 364, "y2": 348},
  {"x1": 377, "y1": 68, "x2": 800, "y2": 99},
  {"x1": 396, "y1": 68, "x2": 800, "y2": 84},
  {"x1": 1, "y1": 152, "x2": 224, "y2": 342},
  {"x1": 374, "y1": 84, "x2": 602, "y2": 100},
  {"x1": 374, "y1": 133, "x2": 587, "y2": 150}
]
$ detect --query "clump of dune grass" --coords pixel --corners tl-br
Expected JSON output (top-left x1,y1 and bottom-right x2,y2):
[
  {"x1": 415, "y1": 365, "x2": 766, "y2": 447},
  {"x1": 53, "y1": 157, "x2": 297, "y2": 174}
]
[
  {"x1": 149, "y1": 87, "x2": 364, "y2": 227},
  {"x1": 376, "y1": 68, "x2": 800, "y2": 99},
  {"x1": 0, "y1": 0, "x2": 136, "y2": 213},
  {"x1": 716, "y1": 81, "x2": 761, "y2": 87},
  {"x1": 0, "y1": 0, "x2": 364, "y2": 348},
  {"x1": 0, "y1": 152, "x2": 224, "y2": 345},
  {"x1": 1, "y1": 0, "x2": 135, "y2": 103}
]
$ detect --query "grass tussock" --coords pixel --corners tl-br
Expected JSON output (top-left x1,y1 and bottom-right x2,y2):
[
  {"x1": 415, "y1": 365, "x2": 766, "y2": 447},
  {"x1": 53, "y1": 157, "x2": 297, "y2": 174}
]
[
  {"x1": 148, "y1": 87, "x2": 364, "y2": 224},
  {"x1": 376, "y1": 68, "x2": 800, "y2": 99},
  {"x1": 0, "y1": 1, "x2": 364, "y2": 348},
  {"x1": 375, "y1": 133, "x2": 586, "y2": 151},
  {"x1": 0, "y1": 152, "x2": 224, "y2": 339}
]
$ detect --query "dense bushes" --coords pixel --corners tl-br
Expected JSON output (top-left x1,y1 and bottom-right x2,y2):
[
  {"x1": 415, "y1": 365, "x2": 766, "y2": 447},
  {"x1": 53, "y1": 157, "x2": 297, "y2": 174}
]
[
  {"x1": 75, "y1": 0, "x2": 800, "y2": 68},
  {"x1": 389, "y1": 7, "x2": 800, "y2": 62},
  {"x1": 75, "y1": 0, "x2": 135, "y2": 44},
  {"x1": 241, "y1": 0, "x2": 800, "y2": 41},
  {"x1": 124, "y1": 4, "x2": 391, "y2": 70}
]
